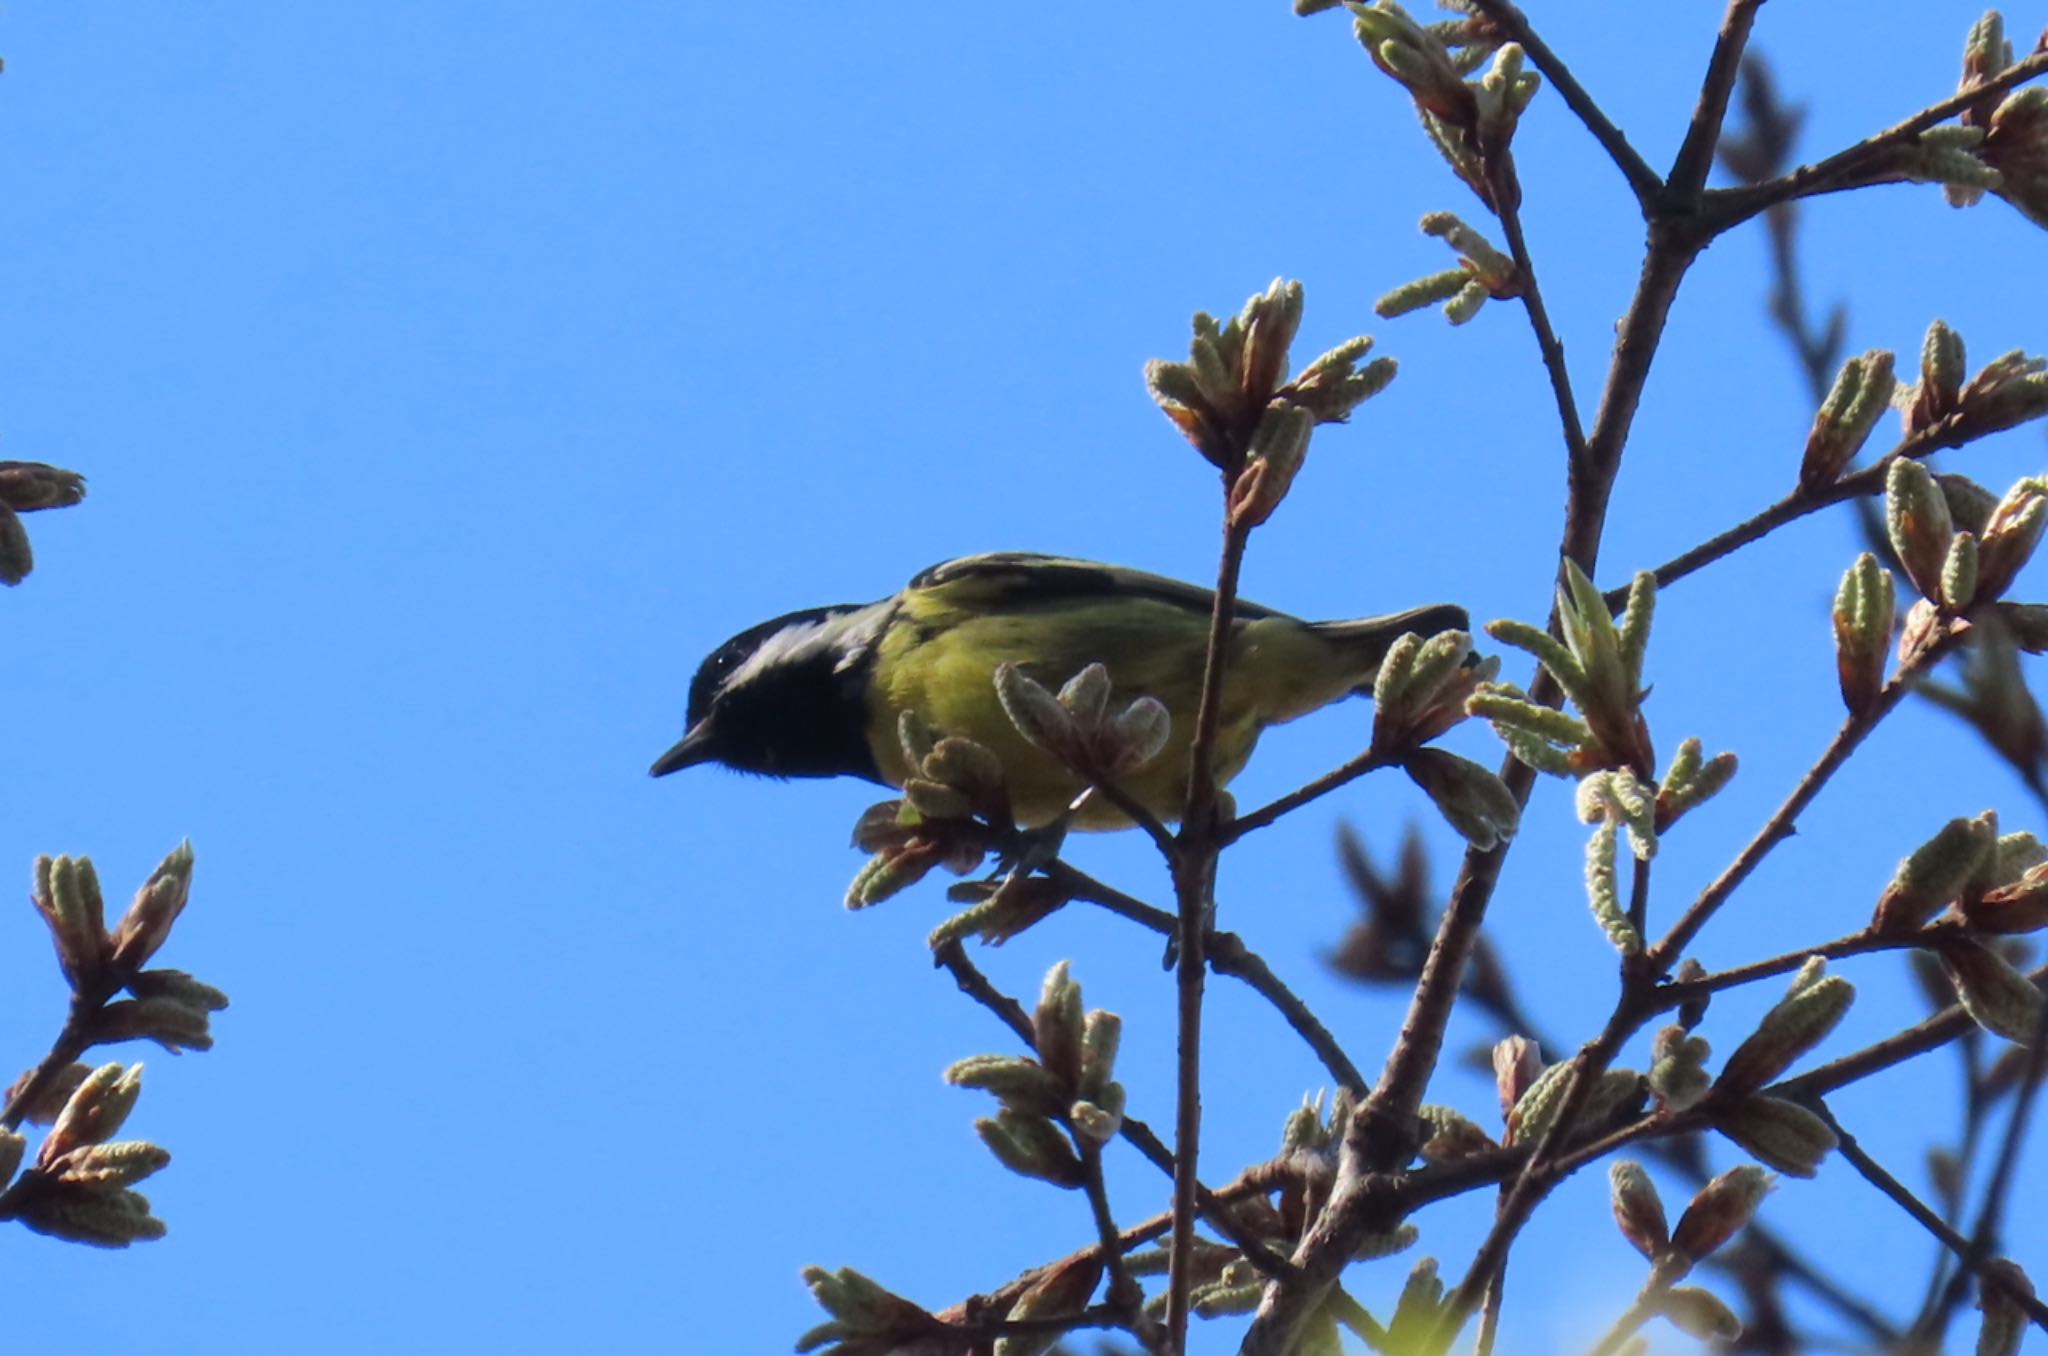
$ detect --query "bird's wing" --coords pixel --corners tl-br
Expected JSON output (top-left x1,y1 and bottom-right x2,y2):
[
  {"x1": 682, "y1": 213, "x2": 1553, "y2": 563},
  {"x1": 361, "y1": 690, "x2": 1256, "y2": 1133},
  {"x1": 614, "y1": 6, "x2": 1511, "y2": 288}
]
[{"x1": 905, "y1": 552, "x2": 1283, "y2": 619}]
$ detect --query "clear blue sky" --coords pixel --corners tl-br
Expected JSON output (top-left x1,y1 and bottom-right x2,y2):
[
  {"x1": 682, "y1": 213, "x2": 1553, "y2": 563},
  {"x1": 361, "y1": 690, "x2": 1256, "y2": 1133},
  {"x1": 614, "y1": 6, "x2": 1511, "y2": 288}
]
[{"x1": 0, "y1": 4, "x2": 2042, "y2": 1352}]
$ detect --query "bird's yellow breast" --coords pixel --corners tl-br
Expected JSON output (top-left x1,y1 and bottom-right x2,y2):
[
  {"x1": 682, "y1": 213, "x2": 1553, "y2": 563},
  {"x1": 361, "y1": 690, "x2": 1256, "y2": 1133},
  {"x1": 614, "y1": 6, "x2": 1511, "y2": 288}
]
[{"x1": 865, "y1": 589, "x2": 1359, "y2": 828}]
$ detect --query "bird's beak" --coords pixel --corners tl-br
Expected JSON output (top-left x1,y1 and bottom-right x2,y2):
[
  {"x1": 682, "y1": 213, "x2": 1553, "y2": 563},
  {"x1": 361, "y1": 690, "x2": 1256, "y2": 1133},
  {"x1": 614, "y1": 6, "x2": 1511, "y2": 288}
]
[{"x1": 649, "y1": 720, "x2": 717, "y2": 777}]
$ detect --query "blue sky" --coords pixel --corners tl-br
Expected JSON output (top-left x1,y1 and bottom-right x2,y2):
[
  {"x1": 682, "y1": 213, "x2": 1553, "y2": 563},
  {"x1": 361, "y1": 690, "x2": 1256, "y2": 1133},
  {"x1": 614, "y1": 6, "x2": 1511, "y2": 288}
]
[{"x1": 0, "y1": 3, "x2": 2043, "y2": 1352}]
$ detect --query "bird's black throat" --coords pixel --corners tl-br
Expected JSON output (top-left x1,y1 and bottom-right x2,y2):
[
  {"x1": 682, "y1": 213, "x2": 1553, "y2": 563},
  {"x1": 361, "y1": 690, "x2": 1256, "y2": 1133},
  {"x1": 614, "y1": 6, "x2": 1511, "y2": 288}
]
[{"x1": 687, "y1": 605, "x2": 885, "y2": 782}]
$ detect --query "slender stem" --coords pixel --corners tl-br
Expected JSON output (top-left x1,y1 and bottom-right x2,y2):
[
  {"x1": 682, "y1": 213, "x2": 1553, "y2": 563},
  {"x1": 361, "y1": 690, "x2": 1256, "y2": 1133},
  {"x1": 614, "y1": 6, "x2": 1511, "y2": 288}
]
[
  {"x1": 932, "y1": 940, "x2": 1299, "y2": 1279},
  {"x1": 1701, "y1": 50, "x2": 2048, "y2": 232},
  {"x1": 1086, "y1": 774, "x2": 1181, "y2": 863},
  {"x1": 1461, "y1": 0, "x2": 1663, "y2": 206},
  {"x1": 1664, "y1": 0, "x2": 1764, "y2": 205},
  {"x1": 1656, "y1": 920, "x2": 1965, "y2": 1010},
  {"x1": 1167, "y1": 515, "x2": 1253, "y2": 1355},
  {"x1": 1778, "y1": 962, "x2": 2048, "y2": 1101},
  {"x1": 2, "y1": 989, "x2": 113, "y2": 1131},
  {"x1": 1487, "y1": 149, "x2": 1588, "y2": 471},
  {"x1": 1077, "y1": 1138, "x2": 1164, "y2": 1352},
  {"x1": 1647, "y1": 633, "x2": 1957, "y2": 969},
  {"x1": 1223, "y1": 748, "x2": 1397, "y2": 843},
  {"x1": 1822, "y1": 1108, "x2": 2048, "y2": 1332},
  {"x1": 1913, "y1": 1002, "x2": 2048, "y2": 1344},
  {"x1": 1582, "y1": 1282, "x2": 1669, "y2": 1356},
  {"x1": 1043, "y1": 861, "x2": 1369, "y2": 1094},
  {"x1": 1608, "y1": 417, "x2": 1975, "y2": 609}
]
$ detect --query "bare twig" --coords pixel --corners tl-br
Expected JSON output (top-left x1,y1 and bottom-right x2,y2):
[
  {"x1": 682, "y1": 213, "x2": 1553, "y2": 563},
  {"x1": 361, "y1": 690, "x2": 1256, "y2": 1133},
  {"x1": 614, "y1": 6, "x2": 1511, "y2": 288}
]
[
  {"x1": 1821, "y1": 1106, "x2": 2048, "y2": 1332},
  {"x1": 1461, "y1": 0, "x2": 1663, "y2": 205},
  {"x1": 1702, "y1": 49, "x2": 2048, "y2": 231}
]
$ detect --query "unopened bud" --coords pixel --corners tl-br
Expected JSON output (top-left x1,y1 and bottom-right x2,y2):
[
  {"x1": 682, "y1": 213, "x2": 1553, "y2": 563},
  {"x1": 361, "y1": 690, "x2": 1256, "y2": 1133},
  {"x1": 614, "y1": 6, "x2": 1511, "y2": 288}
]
[
  {"x1": 1941, "y1": 531, "x2": 1981, "y2": 613},
  {"x1": 1940, "y1": 937, "x2": 2047, "y2": 1043},
  {"x1": 943, "y1": 1054, "x2": 1070, "y2": 1117},
  {"x1": 1965, "y1": 864, "x2": 2048, "y2": 934},
  {"x1": 1833, "y1": 554, "x2": 1897, "y2": 714},
  {"x1": 1403, "y1": 747, "x2": 1520, "y2": 850},
  {"x1": 40, "y1": 1063, "x2": 142, "y2": 1166},
  {"x1": 1802, "y1": 351, "x2": 1896, "y2": 488},
  {"x1": 975, "y1": 1110, "x2": 1085, "y2": 1188},
  {"x1": 1975, "y1": 477, "x2": 2048, "y2": 601},
  {"x1": 1660, "y1": 1286, "x2": 1743, "y2": 1343},
  {"x1": 1493, "y1": 1035, "x2": 1542, "y2": 1123},
  {"x1": 1715, "y1": 960, "x2": 1856, "y2": 1097},
  {"x1": 1873, "y1": 814, "x2": 1998, "y2": 934},
  {"x1": 1713, "y1": 1096, "x2": 1838, "y2": 1178},
  {"x1": 109, "y1": 841, "x2": 196, "y2": 974},
  {"x1": 1078, "y1": 1010, "x2": 1121, "y2": 1101},
  {"x1": 1033, "y1": 962, "x2": 1084, "y2": 1087},
  {"x1": 1888, "y1": 458, "x2": 1956, "y2": 601},
  {"x1": 1670, "y1": 1164, "x2": 1774, "y2": 1260},
  {"x1": 995, "y1": 664, "x2": 1076, "y2": 757},
  {"x1": 1608, "y1": 1160, "x2": 1670, "y2": 1261}
]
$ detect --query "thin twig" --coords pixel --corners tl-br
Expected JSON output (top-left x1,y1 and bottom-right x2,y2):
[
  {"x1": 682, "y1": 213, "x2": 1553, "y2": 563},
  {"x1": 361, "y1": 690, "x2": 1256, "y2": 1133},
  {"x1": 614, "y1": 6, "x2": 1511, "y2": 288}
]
[
  {"x1": 1701, "y1": 49, "x2": 2048, "y2": 230},
  {"x1": 1167, "y1": 516, "x2": 1254, "y2": 1353},
  {"x1": 1664, "y1": 0, "x2": 1765, "y2": 204},
  {"x1": 1609, "y1": 417, "x2": 1978, "y2": 609},
  {"x1": 1821, "y1": 1106, "x2": 2048, "y2": 1332},
  {"x1": 1460, "y1": 0, "x2": 1663, "y2": 205},
  {"x1": 1223, "y1": 749, "x2": 1397, "y2": 843},
  {"x1": 1078, "y1": 1139, "x2": 1165, "y2": 1352},
  {"x1": 1043, "y1": 861, "x2": 1369, "y2": 1093},
  {"x1": 1647, "y1": 631, "x2": 1959, "y2": 969},
  {"x1": 1912, "y1": 1001, "x2": 2048, "y2": 1344}
]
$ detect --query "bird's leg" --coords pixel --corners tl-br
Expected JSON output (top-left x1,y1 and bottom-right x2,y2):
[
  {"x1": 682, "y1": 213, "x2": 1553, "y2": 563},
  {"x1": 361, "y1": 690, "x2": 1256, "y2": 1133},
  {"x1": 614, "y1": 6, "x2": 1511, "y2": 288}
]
[{"x1": 989, "y1": 788, "x2": 1088, "y2": 879}]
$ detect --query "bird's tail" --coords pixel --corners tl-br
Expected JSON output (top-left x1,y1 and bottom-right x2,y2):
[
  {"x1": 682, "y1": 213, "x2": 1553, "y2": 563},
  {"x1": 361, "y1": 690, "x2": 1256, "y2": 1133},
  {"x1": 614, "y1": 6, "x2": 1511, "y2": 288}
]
[{"x1": 1308, "y1": 602, "x2": 1472, "y2": 695}]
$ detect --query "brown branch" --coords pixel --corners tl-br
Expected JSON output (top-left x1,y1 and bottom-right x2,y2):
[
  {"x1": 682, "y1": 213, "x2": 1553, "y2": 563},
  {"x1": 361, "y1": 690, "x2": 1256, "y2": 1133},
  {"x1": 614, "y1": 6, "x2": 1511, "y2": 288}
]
[
  {"x1": 1167, "y1": 515, "x2": 1253, "y2": 1353},
  {"x1": 1665, "y1": 0, "x2": 1765, "y2": 204},
  {"x1": 1913, "y1": 1002, "x2": 2048, "y2": 1344},
  {"x1": 1222, "y1": 749, "x2": 1397, "y2": 844},
  {"x1": 1609, "y1": 416, "x2": 1979, "y2": 608},
  {"x1": 1043, "y1": 861, "x2": 1369, "y2": 1095},
  {"x1": 1646, "y1": 630, "x2": 1959, "y2": 969},
  {"x1": 1820, "y1": 1106, "x2": 2048, "y2": 1333},
  {"x1": 1078, "y1": 1138, "x2": 1165, "y2": 1352},
  {"x1": 1701, "y1": 49, "x2": 2048, "y2": 231},
  {"x1": 931, "y1": 939, "x2": 1300, "y2": 1316},
  {"x1": 1655, "y1": 920, "x2": 1968, "y2": 1010},
  {"x1": 1244, "y1": 46, "x2": 1711, "y2": 1344},
  {"x1": 1461, "y1": 0, "x2": 1663, "y2": 206}
]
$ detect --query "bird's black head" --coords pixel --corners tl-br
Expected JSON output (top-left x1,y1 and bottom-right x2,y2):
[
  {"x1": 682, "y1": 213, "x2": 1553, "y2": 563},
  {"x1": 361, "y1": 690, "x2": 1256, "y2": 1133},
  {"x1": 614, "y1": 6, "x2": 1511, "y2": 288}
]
[{"x1": 650, "y1": 604, "x2": 884, "y2": 782}]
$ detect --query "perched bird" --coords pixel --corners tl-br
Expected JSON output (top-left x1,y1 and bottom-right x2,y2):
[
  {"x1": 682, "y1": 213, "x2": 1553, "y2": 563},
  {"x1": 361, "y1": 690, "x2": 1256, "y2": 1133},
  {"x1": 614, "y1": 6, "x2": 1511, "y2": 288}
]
[{"x1": 651, "y1": 552, "x2": 1467, "y2": 828}]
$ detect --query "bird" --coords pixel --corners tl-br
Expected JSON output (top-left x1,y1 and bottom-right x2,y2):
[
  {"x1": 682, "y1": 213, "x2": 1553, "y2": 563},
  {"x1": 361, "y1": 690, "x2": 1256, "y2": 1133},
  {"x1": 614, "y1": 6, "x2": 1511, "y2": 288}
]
[{"x1": 650, "y1": 551, "x2": 1467, "y2": 829}]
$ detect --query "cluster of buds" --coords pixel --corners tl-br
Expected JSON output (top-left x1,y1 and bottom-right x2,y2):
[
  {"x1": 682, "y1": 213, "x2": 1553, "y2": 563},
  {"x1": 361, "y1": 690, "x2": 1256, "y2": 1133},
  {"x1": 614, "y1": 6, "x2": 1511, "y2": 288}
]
[
  {"x1": 1895, "y1": 320, "x2": 2048, "y2": 444},
  {"x1": 846, "y1": 716, "x2": 1011, "y2": 909},
  {"x1": 1937, "y1": 14, "x2": 2048, "y2": 227},
  {"x1": 1479, "y1": 562, "x2": 1658, "y2": 777},
  {"x1": 945, "y1": 962, "x2": 1127, "y2": 1189},
  {"x1": 1800, "y1": 349, "x2": 1896, "y2": 490},
  {"x1": 1886, "y1": 460, "x2": 2048, "y2": 624},
  {"x1": 1376, "y1": 213, "x2": 1523, "y2": 326},
  {"x1": 1501, "y1": 1048, "x2": 1645, "y2": 1150},
  {"x1": 0, "y1": 1063, "x2": 168, "y2": 1247},
  {"x1": 794, "y1": 1266, "x2": 945, "y2": 1356},
  {"x1": 0, "y1": 460, "x2": 87, "y2": 586},
  {"x1": 1647, "y1": 1021, "x2": 1713, "y2": 1113},
  {"x1": 1871, "y1": 808, "x2": 2048, "y2": 938},
  {"x1": 1144, "y1": 279, "x2": 1398, "y2": 529},
  {"x1": 24, "y1": 843, "x2": 227, "y2": 1053},
  {"x1": 1608, "y1": 1161, "x2": 1766, "y2": 1341},
  {"x1": 993, "y1": 661, "x2": 1171, "y2": 787},
  {"x1": 1312, "y1": 3, "x2": 1534, "y2": 209},
  {"x1": 1371, "y1": 628, "x2": 1495, "y2": 749}
]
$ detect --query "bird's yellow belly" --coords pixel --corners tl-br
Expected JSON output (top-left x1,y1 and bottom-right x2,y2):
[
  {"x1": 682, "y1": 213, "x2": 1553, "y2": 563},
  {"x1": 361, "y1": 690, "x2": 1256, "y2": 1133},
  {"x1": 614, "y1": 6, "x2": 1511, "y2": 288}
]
[{"x1": 867, "y1": 608, "x2": 1267, "y2": 828}]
